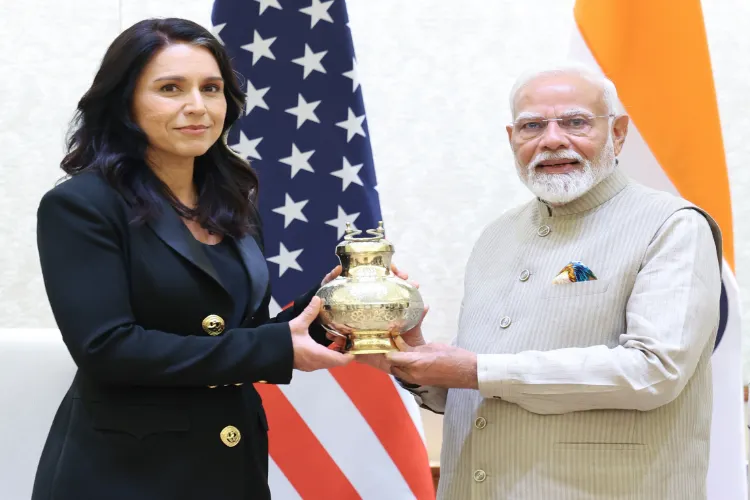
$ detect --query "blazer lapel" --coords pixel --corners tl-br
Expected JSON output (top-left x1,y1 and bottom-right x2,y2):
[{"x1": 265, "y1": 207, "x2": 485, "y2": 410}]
[
  {"x1": 144, "y1": 200, "x2": 224, "y2": 291},
  {"x1": 233, "y1": 232, "x2": 270, "y2": 319}
]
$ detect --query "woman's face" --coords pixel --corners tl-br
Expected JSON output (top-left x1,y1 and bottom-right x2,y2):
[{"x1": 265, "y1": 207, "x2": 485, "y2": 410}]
[{"x1": 132, "y1": 43, "x2": 227, "y2": 165}]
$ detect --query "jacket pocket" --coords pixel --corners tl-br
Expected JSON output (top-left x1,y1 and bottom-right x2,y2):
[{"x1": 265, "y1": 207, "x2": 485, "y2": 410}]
[
  {"x1": 554, "y1": 442, "x2": 647, "y2": 451},
  {"x1": 91, "y1": 403, "x2": 190, "y2": 440},
  {"x1": 548, "y1": 442, "x2": 650, "y2": 496},
  {"x1": 541, "y1": 279, "x2": 610, "y2": 298}
]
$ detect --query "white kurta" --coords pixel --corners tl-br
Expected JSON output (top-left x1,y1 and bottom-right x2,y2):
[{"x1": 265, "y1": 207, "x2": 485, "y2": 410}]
[{"x1": 407, "y1": 167, "x2": 723, "y2": 499}]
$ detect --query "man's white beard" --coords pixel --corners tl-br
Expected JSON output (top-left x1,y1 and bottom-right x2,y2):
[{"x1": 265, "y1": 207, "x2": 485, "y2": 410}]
[{"x1": 516, "y1": 136, "x2": 616, "y2": 205}]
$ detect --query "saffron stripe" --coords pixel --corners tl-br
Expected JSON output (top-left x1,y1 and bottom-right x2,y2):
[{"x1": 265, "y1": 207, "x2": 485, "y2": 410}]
[{"x1": 573, "y1": 0, "x2": 735, "y2": 269}]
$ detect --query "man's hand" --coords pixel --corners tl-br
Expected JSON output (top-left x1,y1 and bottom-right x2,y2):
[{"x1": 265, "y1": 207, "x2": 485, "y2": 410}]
[
  {"x1": 354, "y1": 305, "x2": 429, "y2": 372},
  {"x1": 385, "y1": 337, "x2": 478, "y2": 389}
]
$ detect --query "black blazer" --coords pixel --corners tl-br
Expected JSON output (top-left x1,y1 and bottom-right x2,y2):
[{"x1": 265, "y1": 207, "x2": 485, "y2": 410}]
[{"x1": 31, "y1": 171, "x2": 327, "y2": 500}]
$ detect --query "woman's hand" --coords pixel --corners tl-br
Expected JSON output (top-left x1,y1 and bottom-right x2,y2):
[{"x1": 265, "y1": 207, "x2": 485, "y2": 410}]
[
  {"x1": 321, "y1": 265, "x2": 342, "y2": 286},
  {"x1": 289, "y1": 297, "x2": 354, "y2": 371}
]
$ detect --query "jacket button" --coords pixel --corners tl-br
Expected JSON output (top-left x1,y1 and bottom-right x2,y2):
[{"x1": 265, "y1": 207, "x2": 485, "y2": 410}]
[
  {"x1": 473, "y1": 469, "x2": 487, "y2": 482},
  {"x1": 499, "y1": 316, "x2": 511, "y2": 329},
  {"x1": 220, "y1": 425, "x2": 241, "y2": 447},
  {"x1": 234, "y1": 383, "x2": 244, "y2": 386},
  {"x1": 474, "y1": 417, "x2": 487, "y2": 429},
  {"x1": 537, "y1": 225, "x2": 551, "y2": 237},
  {"x1": 202, "y1": 315, "x2": 225, "y2": 336},
  {"x1": 257, "y1": 380, "x2": 268, "y2": 384},
  {"x1": 519, "y1": 269, "x2": 530, "y2": 282},
  {"x1": 207, "y1": 385, "x2": 218, "y2": 389}
]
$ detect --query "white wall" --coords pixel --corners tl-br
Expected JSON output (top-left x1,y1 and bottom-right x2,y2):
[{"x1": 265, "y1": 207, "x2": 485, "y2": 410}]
[{"x1": 1, "y1": 0, "x2": 748, "y2": 465}]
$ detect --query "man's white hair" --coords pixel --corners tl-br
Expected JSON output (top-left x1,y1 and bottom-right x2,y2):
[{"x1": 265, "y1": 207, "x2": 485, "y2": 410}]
[{"x1": 509, "y1": 62, "x2": 621, "y2": 118}]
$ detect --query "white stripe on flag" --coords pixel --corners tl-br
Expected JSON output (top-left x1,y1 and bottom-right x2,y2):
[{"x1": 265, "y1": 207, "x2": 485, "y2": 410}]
[
  {"x1": 279, "y1": 370, "x2": 416, "y2": 500},
  {"x1": 709, "y1": 268, "x2": 747, "y2": 499},
  {"x1": 391, "y1": 375, "x2": 427, "y2": 445},
  {"x1": 268, "y1": 456, "x2": 303, "y2": 500}
]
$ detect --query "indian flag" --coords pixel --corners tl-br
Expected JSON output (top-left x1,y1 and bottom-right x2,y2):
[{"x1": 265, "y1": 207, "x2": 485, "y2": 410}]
[{"x1": 570, "y1": 1, "x2": 746, "y2": 498}]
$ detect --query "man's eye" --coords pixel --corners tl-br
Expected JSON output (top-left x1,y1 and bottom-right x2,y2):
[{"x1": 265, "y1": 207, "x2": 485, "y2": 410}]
[{"x1": 522, "y1": 121, "x2": 543, "y2": 129}]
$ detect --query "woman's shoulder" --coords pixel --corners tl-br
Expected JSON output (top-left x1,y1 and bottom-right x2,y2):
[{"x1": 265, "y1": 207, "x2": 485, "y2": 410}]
[{"x1": 38, "y1": 169, "x2": 127, "y2": 222}]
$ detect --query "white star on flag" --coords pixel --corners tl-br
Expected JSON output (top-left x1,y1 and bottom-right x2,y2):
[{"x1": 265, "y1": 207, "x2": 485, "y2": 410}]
[
  {"x1": 241, "y1": 30, "x2": 276, "y2": 65},
  {"x1": 211, "y1": 23, "x2": 226, "y2": 45},
  {"x1": 285, "y1": 94, "x2": 321, "y2": 129},
  {"x1": 267, "y1": 242, "x2": 303, "y2": 277},
  {"x1": 331, "y1": 157, "x2": 364, "y2": 191},
  {"x1": 255, "y1": 0, "x2": 282, "y2": 15},
  {"x1": 299, "y1": 0, "x2": 334, "y2": 28},
  {"x1": 268, "y1": 297, "x2": 282, "y2": 317},
  {"x1": 326, "y1": 206, "x2": 361, "y2": 239},
  {"x1": 245, "y1": 80, "x2": 270, "y2": 115},
  {"x1": 230, "y1": 131, "x2": 262, "y2": 159},
  {"x1": 342, "y1": 58, "x2": 360, "y2": 92},
  {"x1": 279, "y1": 143, "x2": 315, "y2": 178},
  {"x1": 291, "y1": 44, "x2": 328, "y2": 79},
  {"x1": 335, "y1": 107, "x2": 366, "y2": 142},
  {"x1": 272, "y1": 194, "x2": 309, "y2": 228}
]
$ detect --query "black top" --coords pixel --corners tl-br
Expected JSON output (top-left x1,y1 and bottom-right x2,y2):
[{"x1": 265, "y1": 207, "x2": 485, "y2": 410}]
[
  {"x1": 31, "y1": 170, "x2": 330, "y2": 500},
  {"x1": 202, "y1": 238, "x2": 250, "y2": 328}
]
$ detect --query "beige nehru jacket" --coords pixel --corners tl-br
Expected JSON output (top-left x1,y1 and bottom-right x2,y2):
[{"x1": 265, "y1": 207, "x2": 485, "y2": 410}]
[{"x1": 406, "y1": 167, "x2": 723, "y2": 500}]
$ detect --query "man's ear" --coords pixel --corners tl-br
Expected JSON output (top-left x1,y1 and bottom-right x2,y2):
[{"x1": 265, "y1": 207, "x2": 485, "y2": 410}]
[{"x1": 612, "y1": 115, "x2": 629, "y2": 156}]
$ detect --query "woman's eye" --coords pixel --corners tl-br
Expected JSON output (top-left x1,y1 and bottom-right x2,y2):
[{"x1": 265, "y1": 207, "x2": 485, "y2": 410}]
[
  {"x1": 204, "y1": 84, "x2": 222, "y2": 92},
  {"x1": 161, "y1": 84, "x2": 179, "y2": 92}
]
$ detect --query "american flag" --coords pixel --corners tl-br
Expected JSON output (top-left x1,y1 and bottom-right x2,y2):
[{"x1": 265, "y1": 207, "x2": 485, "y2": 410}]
[{"x1": 210, "y1": 1, "x2": 434, "y2": 498}]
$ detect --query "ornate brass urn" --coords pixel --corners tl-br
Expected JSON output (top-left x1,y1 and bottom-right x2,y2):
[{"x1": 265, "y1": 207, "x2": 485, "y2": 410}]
[{"x1": 315, "y1": 222, "x2": 424, "y2": 354}]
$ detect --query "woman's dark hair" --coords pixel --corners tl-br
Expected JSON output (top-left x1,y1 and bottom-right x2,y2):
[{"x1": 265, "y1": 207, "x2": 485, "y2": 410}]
[{"x1": 61, "y1": 18, "x2": 258, "y2": 237}]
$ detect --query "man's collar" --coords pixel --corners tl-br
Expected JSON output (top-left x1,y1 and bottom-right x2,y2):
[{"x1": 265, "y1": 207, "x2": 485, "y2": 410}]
[{"x1": 535, "y1": 166, "x2": 631, "y2": 218}]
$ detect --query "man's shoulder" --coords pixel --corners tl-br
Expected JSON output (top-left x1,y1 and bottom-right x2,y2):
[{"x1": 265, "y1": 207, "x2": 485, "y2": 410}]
[
  {"x1": 618, "y1": 180, "x2": 694, "y2": 212},
  {"x1": 481, "y1": 199, "x2": 536, "y2": 235}
]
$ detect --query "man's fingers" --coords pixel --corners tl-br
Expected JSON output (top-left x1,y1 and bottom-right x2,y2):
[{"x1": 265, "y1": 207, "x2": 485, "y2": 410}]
[
  {"x1": 385, "y1": 350, "x2": 419, "y2": 366},
  {"x1": 390, "y1": 263, "x2": 408, "y2": 280},
  {"x1": 393, "y1": 335, "x2": 414, "y2": 352},
  {"x1": 356, "y1": 353, "x2": 388, "y2": 369},
  {"x1": 418, "y1": 305, "x2": 429, "y2": 323}
]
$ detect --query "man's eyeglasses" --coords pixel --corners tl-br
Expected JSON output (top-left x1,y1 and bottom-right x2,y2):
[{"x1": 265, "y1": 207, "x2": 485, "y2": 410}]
[{"x1": 511, "y1": 113, "x2": 615, "y2": 140}]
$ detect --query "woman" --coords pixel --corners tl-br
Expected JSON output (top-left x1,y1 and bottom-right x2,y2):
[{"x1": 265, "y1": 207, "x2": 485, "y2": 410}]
[{"x1": 31, "y1": 17, "x2": 369, "y2": 500}]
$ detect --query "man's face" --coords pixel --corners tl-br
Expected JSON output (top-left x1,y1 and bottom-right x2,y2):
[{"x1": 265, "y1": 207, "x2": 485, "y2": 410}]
[{"x1": 506, "y1": 74, "x2": 628, "y2": 205}]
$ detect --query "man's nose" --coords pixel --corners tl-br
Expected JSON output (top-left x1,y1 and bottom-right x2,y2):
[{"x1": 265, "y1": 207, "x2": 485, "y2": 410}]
[{"x1": 538, "y1": 121, "x2": 570, "y2": 150}]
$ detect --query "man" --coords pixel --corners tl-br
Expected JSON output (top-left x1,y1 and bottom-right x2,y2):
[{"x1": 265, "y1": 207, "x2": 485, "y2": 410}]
[{"x1": 376, "y1": 65, "x2": 723, "y2": 499}]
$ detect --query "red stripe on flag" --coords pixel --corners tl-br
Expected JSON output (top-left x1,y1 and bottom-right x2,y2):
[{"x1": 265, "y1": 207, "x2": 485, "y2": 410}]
[
  {"x1": 330, "y1": 363, "x2": 435, "y2": 499},
  {"x1": 255, "y1": 384, "x2": 361, "y2": 499}
]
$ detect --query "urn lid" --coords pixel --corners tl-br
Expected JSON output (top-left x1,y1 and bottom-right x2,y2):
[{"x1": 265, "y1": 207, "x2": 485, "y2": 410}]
[{"x1": 335, "y1": 221, "x2": 394, "y2": 255}]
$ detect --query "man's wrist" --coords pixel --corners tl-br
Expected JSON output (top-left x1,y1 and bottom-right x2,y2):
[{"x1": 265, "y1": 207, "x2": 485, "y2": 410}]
[{"x1": 463, "y1": 352, "x2": 478, "y2": 389}]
